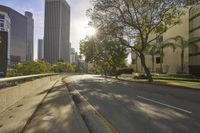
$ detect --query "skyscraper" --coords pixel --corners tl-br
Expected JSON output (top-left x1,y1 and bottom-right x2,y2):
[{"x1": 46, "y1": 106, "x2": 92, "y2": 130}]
[
  {"x1": 0, "y1": 10, "x2": 10, "y2": 77},
  {"x1": 25, "y1": 11, "x2": 34, "y2": 61},
  {"x1": 38, "y1": 39, "x2": 44, "y2": 59},
  {"x1": 0, "y1": 5, "x2": 34, "y2": 66},
  {"x1": 44, "y1": 0, "x2": 71, "y2": 64}
]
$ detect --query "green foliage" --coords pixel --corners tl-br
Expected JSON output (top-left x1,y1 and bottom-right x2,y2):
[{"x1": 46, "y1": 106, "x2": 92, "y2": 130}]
[
  {"x1": 80, "y1": 28, "x2": 128, "y2": 77},
  {"x1": 87, "y1": 0, "x2": 186, "y2": 81},
  {"x1": 7, "y1": 60, "x2": 51, "y2": 77},
  {"x1": 51, "y1": 61, "x2": 75, "y2": 73},
  {"x1": 6, "y1": 69, "x2": 18, "y2": 77},
  {"x1": 151, "y1": 73, "x2": 200, "y2": 82},
  {"x1": 132, "y1": 73, "x2": 148, "y2": 79},
  {"x1": 116, "y1": 68, "x2": 134, "y2": 77}
]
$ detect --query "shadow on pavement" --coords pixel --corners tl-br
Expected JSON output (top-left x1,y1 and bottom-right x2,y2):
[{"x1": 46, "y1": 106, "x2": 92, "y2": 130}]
[{"x1": 71, "y1": 78, "x2": 200, "y2": 133}]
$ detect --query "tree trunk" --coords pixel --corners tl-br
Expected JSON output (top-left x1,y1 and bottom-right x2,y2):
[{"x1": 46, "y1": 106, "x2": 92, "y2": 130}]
[
  {"x1": 160, "y1": 48, "x2": 164, "y2": 73},
  {"x1": 151, "y1": 54, "x2": 155, "y2": 72},
  {"x1": 104, "y1": 69, "x2": 107, "y2": 78},
  {"x1": 136, "y1": 54, "x2": 138, "y2": 72},
  {"x1": 140, "y1": 52, "x2": 153, "y2": 82},
  {"x1": 181, "y1": 49, "x2": 184, "y2": 74}
]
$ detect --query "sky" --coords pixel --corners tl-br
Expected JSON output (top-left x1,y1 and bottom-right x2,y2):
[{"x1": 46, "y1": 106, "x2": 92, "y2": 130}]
[{"x1": 0, "y1": 0, "x2": 92, "y2": 59}]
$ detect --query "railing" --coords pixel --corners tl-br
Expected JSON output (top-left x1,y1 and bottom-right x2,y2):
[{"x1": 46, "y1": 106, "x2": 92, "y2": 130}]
[
  {"x1": 0, "y1": 73, "x2": 60, "y2": 113},
  {"x1": 0, "y1": 73, "x2": 58, "y2": 89}
]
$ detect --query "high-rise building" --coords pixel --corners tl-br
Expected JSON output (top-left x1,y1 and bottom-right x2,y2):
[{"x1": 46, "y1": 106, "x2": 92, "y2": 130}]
[
  {"x1": 25, "y1": 11, "x2": 34, "y2": 61},
  {"x1": 0, "y1": 31, "x2": 8, "y2": 77},
  {"x1": 0, "y1": 5, "x2": 34, "y2": 67},
  {"x1": 0, "y1": 11, "x2": 10, "y2": 77},
  {"x1": 38, "y1": 39, "x2": 44, "y2": 59},
  {"x1": 44, "y1": 0, "x2": 71, "y2": 64},
  {"x1": 189, "y1": 3, "x2": 200, "y2": 75}
]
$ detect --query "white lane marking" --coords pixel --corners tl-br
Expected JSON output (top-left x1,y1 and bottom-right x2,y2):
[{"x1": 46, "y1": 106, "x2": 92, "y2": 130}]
[{"x1": 137, "y1": 96, "x2": 192, "y2": 114}]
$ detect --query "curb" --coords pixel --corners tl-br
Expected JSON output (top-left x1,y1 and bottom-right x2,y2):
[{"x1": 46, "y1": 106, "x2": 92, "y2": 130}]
[
  {"x1": 119, "y1": 78, "x2": 200, "y2": 91},
  {"x1": 71, "y1": 87, "x2": 118, "y2": 133},
  {"x1": 61, "y1": 81, "x2": 90, "y2": 133},
  {"x1": 62, "y1": 77, "x2": 118, "y2": 133}
]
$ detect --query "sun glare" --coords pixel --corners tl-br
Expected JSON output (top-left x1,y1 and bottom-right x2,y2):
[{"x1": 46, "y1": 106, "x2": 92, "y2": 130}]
[{"x1": 84, "y1": 26, "x2": 96, "y2": 37}]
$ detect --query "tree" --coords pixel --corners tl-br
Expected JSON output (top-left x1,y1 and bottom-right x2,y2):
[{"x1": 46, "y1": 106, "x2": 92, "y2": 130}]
[
  {"x1": 88, "y1": 0, "x2": 186, "y2": 82},
  {"x1": 146, "y1": 44, "x2": 158, "y2": 72},
  {"x1": 8, "y1": 60, "x2": 51, "y2": 76},
  {"x1": 51, "y1": 61, "x2": 75, "y2": 73},
  {"x1": 168, "y1": 36, "x2": 199, "y2": 73},
  {"x1": 80, "y1": 28, "x2": 128, "y2": 77}
]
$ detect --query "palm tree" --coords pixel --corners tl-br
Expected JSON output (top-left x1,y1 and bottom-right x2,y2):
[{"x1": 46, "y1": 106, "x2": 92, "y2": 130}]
[
  {"x1": 168, "y1": 36, "x2": 199, "y2": 73},
  {"x1": 147, "y1": 41, "x2": 176, "y2": 73},
  {"x1": 146, "y1": 44, "x2": 159, "y2": 72}
]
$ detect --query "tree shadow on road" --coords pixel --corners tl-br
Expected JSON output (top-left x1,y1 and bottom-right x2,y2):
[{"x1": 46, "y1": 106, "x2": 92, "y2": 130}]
[{"x1": 71, "y1": 78, "x2": 200, "y2": 133}]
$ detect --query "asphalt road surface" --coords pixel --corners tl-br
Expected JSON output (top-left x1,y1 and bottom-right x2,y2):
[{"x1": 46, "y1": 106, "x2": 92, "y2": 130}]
[{"x1": 66, "y1": 75, "x2": 200, "y2": 133}]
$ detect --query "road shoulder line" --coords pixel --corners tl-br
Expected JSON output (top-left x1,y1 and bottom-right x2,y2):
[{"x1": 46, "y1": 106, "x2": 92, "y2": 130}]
[{"x1": 137, "y1": 95, "x2": 192, "y2": 114}]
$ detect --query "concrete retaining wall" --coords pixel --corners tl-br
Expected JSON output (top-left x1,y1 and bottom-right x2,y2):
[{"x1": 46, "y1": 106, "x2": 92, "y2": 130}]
[{"x1": 0, "y1": 75, "x2": 61, "y2": 113}]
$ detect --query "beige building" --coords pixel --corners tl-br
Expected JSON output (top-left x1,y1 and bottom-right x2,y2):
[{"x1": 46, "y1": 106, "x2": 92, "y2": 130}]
[
  {"x1": 189, "y1": 3, "x2": 200, "y2": 75},
  {"x1": 131, "y1": 9, "x2": 190, "y2": 74}
]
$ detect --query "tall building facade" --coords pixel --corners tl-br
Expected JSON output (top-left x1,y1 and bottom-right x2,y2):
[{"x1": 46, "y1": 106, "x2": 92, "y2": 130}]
[
  {"x1": 25, "y1": 11, "x2": 34, "y2": 61},
  {"x1": 0, "y1": 5, "x2": 34, "y2": 67},
  {"x1": 0, "y1": 11, "x2": 10, "y2": 76},
  {"x1": 0, "y1": 22, "x2": 9, "y2": 77},
  {"x1": 38, "y1": 39, "x2": 44, "y2": 59},
  {"x1": 189, "y1": 3, "x2": 200, "y2": 75},
  {"x1": 131, "y1": 5, "x2": 200, "y2": 75},
  {"x1": 132, "y1": 9, "x2": 190, "y2": 74},
  {"x1": 44, "y1": 0, "x2": 71, "y2": 64}
]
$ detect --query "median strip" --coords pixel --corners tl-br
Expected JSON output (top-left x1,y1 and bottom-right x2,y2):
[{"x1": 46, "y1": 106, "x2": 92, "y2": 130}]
[{"x1": 65, "y1": 83, "x2": 118, "y2": 133}]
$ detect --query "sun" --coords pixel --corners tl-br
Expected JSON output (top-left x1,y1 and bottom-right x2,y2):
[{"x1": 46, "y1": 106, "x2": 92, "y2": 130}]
[{"x1": 84, "y1": 26, "x2": 96, "y2": 37}]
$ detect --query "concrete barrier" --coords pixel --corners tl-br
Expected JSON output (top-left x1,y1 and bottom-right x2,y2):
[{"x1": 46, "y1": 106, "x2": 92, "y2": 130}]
[{"x1": 0, "y1": 75, "x2": 61, "y2": 113}]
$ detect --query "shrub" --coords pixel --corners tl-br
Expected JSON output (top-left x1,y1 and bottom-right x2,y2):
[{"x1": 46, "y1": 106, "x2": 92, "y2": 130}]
[
  {"x1": 133, "y1": 73, "x2": 148, "y2": 79},
  {"x1": 51, "y1": 61, "x2": 75, "y2": 73},
  {"x1": 7, "y1": 60, "x2": 51, "y2": 77}
]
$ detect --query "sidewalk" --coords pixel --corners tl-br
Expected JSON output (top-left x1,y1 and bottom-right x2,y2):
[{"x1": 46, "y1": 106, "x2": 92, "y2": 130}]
[
  {"x1": 0, "y1": 78, "x2": 89, "y2": 133},
  {"x1": 23, "y1": 81, "x2": 89, "y2": 133},
  {"x1": 118, "y1": 76, "x2": 200, "y2": 90},
  {"x1": 0, "y1": 78, "x2": 58, "y2": 133}
]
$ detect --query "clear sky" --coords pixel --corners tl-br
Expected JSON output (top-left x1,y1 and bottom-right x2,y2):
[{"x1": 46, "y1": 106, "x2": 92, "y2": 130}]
[{"x1": 0, "y1": 0, "x2": 92, "y2": 59}]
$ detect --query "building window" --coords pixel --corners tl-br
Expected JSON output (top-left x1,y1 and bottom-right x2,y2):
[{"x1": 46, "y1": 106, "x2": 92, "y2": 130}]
[
  {"x1": 0, "y1": 14, "x2": 5, "y2": 20},
  {"x1": 156, "y1": 57, "x2": 161, "y2": 64},
  {"x1": 0, "y1": 23, "x2": 4, "y2": 28}
]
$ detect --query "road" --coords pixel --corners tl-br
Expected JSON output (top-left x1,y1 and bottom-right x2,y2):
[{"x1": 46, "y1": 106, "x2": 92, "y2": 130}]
[{"x1": 65, "y1": 75, "x2": 200, "y2": 133}]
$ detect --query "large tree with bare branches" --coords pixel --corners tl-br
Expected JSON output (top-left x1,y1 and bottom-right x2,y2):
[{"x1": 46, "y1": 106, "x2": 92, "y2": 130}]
[{"x1": 87, "y1": 0, "x2": 186, "y2": 82}]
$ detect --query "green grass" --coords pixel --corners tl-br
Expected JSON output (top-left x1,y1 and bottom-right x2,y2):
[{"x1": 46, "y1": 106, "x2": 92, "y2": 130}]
[
  {"x1": 121, "y1": 73, "x2": 200, "y2": 83},
  {"x1": 155, "y1": 79, "x2": 200, "y2": 85}
]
